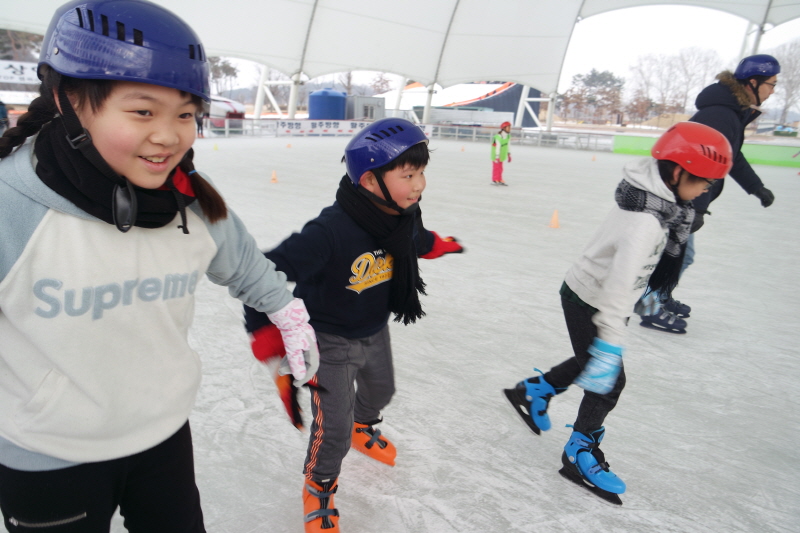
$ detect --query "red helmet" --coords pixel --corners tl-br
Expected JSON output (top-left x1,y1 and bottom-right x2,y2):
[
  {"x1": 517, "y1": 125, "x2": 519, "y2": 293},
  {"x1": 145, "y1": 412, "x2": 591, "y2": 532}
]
[
  {"x1": 500, "y1": 121, "x2": 511, "y2": 129},
  {"x1": 651, "y1": 122, "x2": 732, "y2": 179}
]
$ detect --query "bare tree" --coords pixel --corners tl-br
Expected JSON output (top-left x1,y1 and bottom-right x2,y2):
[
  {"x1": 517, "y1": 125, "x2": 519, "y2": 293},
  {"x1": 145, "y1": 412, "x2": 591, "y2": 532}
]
[
  {"x1": 370, "y1": 72, "x2": 392, "y2": 95},
  {"x1": 339, "y1": 71, "x2": 354, "y2": 95},
  {"x1": 768, "y1": 39, "x2": 800, "y2": 125},
  {"x1": 208, "y1": 57, "x2": 239, "y2": 95},
  {"x1": 625, "y1": 90, "x2": 654, "y2": 125},
  {"x1": 673, "y1": 47, "x2": 723, "y2": 113},
  {"x1": 0, "y1": 30, "x2": 42, "y2": 62}
]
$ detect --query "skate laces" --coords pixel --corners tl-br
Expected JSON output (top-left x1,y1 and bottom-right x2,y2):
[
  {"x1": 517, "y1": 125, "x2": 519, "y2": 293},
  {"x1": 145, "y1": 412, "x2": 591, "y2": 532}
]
[
  {"x1": 570, "y1": 426, "x2": 612, "y2": 474},
  {"x1": 356, "y1": 424, "x2": 387, "y2": 449},
  {"x1": 305, "y1": 482, "x2": 339, "y2": 524},
  {"x1": 658, "y1": 309, "x2": 680, "y2": 324}
]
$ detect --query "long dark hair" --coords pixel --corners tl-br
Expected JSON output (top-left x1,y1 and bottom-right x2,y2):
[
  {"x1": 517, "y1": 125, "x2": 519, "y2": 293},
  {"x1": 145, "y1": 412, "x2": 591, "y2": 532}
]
[{"x1": 0, "y1": 66, "x2": 227, "y2": 222}]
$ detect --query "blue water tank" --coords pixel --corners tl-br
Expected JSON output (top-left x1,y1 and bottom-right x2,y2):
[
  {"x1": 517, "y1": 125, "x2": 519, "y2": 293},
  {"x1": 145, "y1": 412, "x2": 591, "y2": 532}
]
[{"x1": 308, "y1": 88, "x2": 346, "y2": 120}]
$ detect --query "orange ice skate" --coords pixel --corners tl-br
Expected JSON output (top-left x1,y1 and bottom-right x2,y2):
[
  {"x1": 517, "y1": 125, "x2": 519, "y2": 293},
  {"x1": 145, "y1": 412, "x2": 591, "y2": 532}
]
[
  {"x1": 303, "y1": 478, "x2": 339, "y2": 532},
  {"x1": 351, "y1": 422, "x2": 396, "y2": 466}
]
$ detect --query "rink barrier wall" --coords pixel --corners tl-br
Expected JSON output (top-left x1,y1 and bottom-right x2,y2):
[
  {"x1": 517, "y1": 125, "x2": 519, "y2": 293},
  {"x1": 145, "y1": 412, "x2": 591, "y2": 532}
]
[
  {"x1": 202, "y1": 119, "x2": 798, "y2": 168},
  {"x1": 612, "y1": 134, "x2": 800, "y2": 168}
]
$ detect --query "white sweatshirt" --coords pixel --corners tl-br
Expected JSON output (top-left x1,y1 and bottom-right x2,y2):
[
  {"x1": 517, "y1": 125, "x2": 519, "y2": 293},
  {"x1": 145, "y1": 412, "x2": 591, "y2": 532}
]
[
  {"x1": 0, "y1": 140, "x2": 293, "y2": 468},
  {"x1": 564, "y1": 158, "x2": 675, "y2": 345}
]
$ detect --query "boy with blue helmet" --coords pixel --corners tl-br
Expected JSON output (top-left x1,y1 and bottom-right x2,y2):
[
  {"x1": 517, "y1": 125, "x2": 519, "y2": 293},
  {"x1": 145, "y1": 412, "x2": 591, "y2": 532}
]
[
  {"x1": 0, "y1": 0, "x2": 317, "y2": 529},
  {"x1": 244, "y1": 117, "x2": 463, "y2": 533}
]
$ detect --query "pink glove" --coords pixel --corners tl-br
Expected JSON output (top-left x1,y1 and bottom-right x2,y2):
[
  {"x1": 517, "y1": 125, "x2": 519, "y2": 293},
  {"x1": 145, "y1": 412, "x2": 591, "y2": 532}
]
[
  {"x1": 507, "y1": 153, "x2": 512, "y2": 163},
  {"x1": 267, "y1": 298, "x2": 319, "y2": 386}
]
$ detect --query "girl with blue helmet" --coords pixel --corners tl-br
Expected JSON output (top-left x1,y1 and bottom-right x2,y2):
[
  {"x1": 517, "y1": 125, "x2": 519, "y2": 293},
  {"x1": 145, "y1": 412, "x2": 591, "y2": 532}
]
[{"x1": 0, "y1": 1, "x2": 318, "y2": 529}]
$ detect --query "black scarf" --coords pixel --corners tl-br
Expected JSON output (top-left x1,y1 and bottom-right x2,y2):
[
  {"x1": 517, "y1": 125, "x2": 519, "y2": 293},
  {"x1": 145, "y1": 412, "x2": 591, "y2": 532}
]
[
  {"x1": 615, "y1": 178, "x2": 694, "y2": 298},
  {"x1": 335, "y1": 176, "x2": 426, "y2": 325},
  {"x1": 34, "y1": 117, "x2": 196, "y2": 231}
]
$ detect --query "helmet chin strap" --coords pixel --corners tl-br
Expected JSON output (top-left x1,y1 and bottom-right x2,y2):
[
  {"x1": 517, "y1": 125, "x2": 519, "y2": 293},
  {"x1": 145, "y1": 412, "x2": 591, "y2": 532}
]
[
  {"x1": 57, "y1": 84, "x2": 138, "y2": 232},
  {"x1": 356, "y1": 173, "x2": 420, "y2": 215},
  {"x1": 748, "y1": 79, "x2": 764, "y2": 108}
]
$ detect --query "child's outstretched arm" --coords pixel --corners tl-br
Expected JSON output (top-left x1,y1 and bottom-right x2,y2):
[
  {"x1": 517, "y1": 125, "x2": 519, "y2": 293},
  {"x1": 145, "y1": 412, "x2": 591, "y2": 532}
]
[{"x1": 420, "y1": 231, "x2": 464, "y2": 259}]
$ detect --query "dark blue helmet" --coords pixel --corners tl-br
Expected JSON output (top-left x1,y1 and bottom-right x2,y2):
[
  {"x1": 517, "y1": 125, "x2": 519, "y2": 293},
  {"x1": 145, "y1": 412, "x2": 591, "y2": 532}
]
[
  {"x1": 734, "y1": 54, "x2": 781, "y2": 80},
  {"x1": 39, "y1": 0, "x2": 210, "y2": 101},
  {"x1": 344, "y1": 118, "x2": 428, "y2": 186}
]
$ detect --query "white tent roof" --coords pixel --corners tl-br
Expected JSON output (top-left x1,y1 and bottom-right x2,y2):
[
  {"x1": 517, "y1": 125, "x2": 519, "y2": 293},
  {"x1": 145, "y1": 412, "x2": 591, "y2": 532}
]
[{"x1": 4, "y1": 1, "x2": 799, "y2": 94}]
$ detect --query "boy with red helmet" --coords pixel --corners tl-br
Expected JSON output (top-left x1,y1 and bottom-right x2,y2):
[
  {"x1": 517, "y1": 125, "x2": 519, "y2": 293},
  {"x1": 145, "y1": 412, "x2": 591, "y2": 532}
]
[
  {"x1": 504, "y1": 122, "x2": 733, "y2": 504},
  {"x1": 244, "y1": 117, "x2": 464, "y2": 532},
  {"x1": 490, "y1": 121, "x2": 512, "y2": 185}
]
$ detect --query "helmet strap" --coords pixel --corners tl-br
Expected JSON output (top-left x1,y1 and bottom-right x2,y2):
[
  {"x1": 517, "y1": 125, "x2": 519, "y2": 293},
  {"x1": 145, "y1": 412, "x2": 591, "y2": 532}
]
[
  {"x1": 357, "y1": 172, "x2": 419, "y2": 215},
  {"x1": 747, "y1": 79, "x2": 763, "y2": 107},
  {"x1": 57, "y1": 84, "x2": 138, "y2": 232}
]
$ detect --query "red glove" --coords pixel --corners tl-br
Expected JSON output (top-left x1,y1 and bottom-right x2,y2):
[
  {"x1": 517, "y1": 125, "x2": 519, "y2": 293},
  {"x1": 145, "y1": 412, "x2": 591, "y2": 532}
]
[
  {"x1": 421, "y1": 231, "x2": 464, "y2": 259},
  {"x1": 250, "y1": 325, "x2": 304, "y2": 429},
  {"x1": 507, "y1": 153, "x2": 512, "y2": 163}
]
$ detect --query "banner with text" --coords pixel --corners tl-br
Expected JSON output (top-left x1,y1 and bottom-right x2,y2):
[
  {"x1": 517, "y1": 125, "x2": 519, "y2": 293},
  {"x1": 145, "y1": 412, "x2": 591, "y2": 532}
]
[{"x1": 0, "y1": 61, "x2": 40, "y2": 85}]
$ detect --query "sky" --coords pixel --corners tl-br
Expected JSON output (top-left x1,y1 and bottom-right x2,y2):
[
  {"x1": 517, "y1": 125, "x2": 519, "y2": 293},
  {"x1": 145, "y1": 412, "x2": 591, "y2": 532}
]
[
  {"x1": 557, "y1": 5, "x2": 800, "y2": 93},
  {"x1": 230, "y1": 5, "x2": 800, "y2": 97}
]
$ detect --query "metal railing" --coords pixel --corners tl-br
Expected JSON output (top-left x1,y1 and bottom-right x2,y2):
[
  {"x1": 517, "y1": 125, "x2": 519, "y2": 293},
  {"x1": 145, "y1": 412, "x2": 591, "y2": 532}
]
[{"x1": 205, "y1": 118, "x2": 616, "y2": 152}]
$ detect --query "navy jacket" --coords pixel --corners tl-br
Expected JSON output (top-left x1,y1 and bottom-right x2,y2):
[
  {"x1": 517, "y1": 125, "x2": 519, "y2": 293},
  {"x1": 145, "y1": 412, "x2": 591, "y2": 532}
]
[
  {"x1": 245, "y1": 202, "x2": 434, "y2": 339},
  {"x1": 689, "y1": 78, "x2": 763, "y2": 213}
]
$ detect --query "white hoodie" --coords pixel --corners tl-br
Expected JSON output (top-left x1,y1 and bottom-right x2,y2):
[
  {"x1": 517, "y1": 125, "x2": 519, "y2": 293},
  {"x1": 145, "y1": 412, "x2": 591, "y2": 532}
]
[
  {"x1": 0, "y1": 140, "x2": 293, "y2": 468},
  {"x1": 564, "y1": 158, "x2": 676, "y2": 345}
]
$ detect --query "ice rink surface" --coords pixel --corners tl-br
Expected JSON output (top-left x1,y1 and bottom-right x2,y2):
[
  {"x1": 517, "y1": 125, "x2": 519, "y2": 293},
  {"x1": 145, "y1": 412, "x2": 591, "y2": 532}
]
[{"x1": 113, "y1": 133, "x2": 799, "y2": 532}]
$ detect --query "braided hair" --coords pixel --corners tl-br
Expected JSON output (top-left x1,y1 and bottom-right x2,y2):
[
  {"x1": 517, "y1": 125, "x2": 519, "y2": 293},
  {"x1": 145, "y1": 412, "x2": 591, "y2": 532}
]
[{"x1": 0, "y1": 65, "x2": 227, "y2": 222}]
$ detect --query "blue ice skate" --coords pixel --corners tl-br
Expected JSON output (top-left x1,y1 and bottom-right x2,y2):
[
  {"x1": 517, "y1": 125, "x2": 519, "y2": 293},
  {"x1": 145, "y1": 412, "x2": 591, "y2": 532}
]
[
  {"x1": 559, "y1": 426, "x2": 625, "y2": 505},
  {"x1": 503, "y1": 369, "x2": 560, "y2": 435}
]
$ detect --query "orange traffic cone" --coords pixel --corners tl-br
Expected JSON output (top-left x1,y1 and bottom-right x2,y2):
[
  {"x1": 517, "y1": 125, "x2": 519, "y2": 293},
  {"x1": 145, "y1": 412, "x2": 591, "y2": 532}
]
[
  {"x1": 287, "y1": 143, "x2": 292, "y2": 148},
  {"x1": 591, "y1": 155, "x2": 596, "y2": 162},
  {"x1": 549, "y1": 210, "x2": 560, "y2": 228},
  {"x1": 461, "y1": 146, "x2": 465, "y2": 152},
  {"x1": 271, "y1": 170, "x2": 278, "y2": 183}
]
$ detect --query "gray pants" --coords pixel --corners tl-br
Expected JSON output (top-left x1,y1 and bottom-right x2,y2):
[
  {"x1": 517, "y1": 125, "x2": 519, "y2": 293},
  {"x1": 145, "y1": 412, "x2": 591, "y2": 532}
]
[{"x1": 304, "y1": 326, "x2": 395, "y2": 481}]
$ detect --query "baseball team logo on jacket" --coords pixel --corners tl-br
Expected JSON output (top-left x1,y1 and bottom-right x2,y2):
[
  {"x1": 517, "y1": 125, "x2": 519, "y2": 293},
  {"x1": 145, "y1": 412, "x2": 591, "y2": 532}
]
[{"x1": 347, "y1": 251, "x2": 393, "y2": 294}]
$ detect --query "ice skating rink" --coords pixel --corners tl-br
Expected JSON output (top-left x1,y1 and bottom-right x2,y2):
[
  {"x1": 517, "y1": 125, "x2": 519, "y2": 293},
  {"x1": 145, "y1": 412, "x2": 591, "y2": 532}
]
[{"x1": 114, "y1": 133, "x2": 799, "y2": 532}]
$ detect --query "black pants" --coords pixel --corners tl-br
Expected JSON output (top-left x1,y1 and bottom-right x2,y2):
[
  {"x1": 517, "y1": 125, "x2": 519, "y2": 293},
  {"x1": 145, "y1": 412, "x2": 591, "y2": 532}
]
[
  {"x1": 0, "y1": 422, "x2": 204, "y2": 532},
  {"x1": 544, "y1": 297, "x2": 627, "y2": 434}
]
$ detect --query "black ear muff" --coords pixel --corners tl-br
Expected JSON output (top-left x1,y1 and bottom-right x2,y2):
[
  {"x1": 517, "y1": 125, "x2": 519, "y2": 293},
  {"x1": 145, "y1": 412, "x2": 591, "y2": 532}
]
[{"x1": 112, "y1": 179, "x2": 138, "y2": 232}]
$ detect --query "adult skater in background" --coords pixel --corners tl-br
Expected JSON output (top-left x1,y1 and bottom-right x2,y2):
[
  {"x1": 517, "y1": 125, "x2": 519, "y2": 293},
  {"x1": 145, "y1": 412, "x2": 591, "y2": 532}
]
[
  {"x1": 490, "y1": 121, "x2": 512, "y2": 185},
  {"x1": 244, "y1": 117, "x2": 464, "y2": 533},
  {"x1": 639, "y1": 54, "x2": 780, "y2": 333},
  {"x1": 0, "y1": 1, "x2": 317, "y2": 530},
  {"x1": 504, "y1": 123, "x2": 733, "y2": 504}
]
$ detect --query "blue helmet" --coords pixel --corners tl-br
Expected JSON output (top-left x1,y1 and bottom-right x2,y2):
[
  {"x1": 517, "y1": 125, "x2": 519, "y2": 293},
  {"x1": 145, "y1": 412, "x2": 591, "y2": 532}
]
[
  {"x1": 344, "y1": 117, "x2": 428, "y2": 186},
  {"x1": 734, "y1": 54, "x2": 780, "y2": 80},
  {"x1": 39, "y1": 0, "x2": 210, "y2": 101}
]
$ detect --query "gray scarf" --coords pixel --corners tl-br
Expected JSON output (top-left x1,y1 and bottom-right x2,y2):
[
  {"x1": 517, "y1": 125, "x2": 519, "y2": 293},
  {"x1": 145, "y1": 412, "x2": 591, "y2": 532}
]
[{"x1": 615, "y1": 178, "x2": 694, "y2": 257}]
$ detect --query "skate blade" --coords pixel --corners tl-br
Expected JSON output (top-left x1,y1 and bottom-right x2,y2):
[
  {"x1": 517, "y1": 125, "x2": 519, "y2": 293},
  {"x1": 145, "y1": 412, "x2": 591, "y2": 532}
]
[
  {"x1": 503, "y1": 388, "x2": 542, "y2": 435},
  {"x1": 558, "y1": 466, "x2": 623, "y2": 505},
  {"x1": 638, "y1": 321, "x2": 686, "y2": 334}
]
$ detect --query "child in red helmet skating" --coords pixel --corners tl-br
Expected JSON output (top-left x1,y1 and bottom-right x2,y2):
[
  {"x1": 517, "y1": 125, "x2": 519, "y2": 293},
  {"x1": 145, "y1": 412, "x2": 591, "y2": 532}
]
[
  {"x1": 503, "y1": 122, "x2": 733, "y2": 504},
  {"x1": 491, "y1": 121, "x2": 512, "y2": 185}
]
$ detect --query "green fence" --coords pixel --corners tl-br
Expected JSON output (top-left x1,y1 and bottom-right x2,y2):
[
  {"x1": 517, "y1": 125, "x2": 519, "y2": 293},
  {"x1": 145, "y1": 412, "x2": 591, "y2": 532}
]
[{"x1": 612, "y1": 135, "x2": 800, "y2": 168}]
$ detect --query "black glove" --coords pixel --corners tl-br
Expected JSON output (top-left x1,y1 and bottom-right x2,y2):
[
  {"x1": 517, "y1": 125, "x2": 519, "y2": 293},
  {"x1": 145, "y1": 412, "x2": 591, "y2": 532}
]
[
  {"x1": 753, "y1": 186, "x2": 774, "y2": 207},
  {"x1": 690, "y1": 211, "x2": 705, "y2": 233}
]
